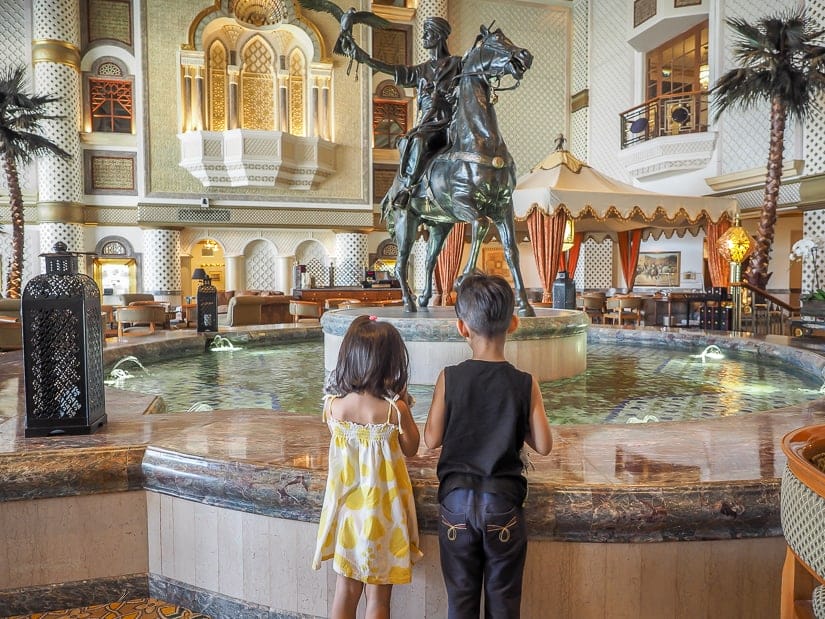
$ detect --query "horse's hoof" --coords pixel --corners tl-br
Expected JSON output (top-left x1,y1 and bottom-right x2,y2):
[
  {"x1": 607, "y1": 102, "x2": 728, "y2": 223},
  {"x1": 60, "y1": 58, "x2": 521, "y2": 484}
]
[
  {"x1": 417, "y1": 296, "x2": 430, "y2": 308},
  {"x1": 403, "y1": 302, "x2": 418, "y2": 313},
  {"x1": 518, "y1": 304, "x2": 536, "y2": 318}
]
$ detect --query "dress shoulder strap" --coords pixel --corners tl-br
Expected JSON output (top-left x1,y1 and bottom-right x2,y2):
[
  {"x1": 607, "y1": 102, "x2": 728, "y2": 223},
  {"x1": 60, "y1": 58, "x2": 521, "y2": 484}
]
[
  {"x1": 322, "y1": 394, "x2": 337, "y2": 422},
  {"x1": 385, "y1": 395, "x2": 403, "y2": 434}
]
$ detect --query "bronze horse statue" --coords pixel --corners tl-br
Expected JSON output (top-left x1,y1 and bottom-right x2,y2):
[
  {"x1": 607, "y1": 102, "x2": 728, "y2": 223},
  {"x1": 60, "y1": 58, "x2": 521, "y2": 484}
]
[{"x1": 383, "y1": 25, "x2": 535, "y2": 316}]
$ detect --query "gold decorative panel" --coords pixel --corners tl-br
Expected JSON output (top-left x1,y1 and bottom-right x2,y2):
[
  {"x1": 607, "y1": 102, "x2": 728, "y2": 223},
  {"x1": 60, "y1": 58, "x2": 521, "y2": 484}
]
[
  {"x1": 241, "y1": 37, "x2": 274, "y2": 130},
  {"x1": 208, "y1": 41, "x2": 227, "y2": 131},
  {"x1": 83, "y1": 150, "x2": 136, "y2": 195},
  {"x1": 88, "y1": 0, "x2": 132, "y2": 46},
  {"x1": 289, "y1": 50, "x2": 305, "y2": 136}
]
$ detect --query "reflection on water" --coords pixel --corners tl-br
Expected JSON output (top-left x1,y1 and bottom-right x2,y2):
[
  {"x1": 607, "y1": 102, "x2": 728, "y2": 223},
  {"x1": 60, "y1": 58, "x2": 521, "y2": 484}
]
[{"x1": 108, "y1": 341, "x2": 824, "y2": 424}]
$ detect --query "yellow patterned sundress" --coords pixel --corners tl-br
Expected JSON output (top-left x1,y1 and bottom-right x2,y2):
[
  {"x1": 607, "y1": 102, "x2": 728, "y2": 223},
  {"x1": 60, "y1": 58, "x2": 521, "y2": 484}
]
[{"x1": 312, "y1": 394, "x2": 422, "y2": 584}]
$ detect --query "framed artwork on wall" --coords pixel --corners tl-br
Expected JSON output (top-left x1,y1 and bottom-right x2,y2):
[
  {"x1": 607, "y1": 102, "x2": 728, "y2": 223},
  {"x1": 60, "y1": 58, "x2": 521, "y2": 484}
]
[
  {"x1": 635, "y1": 252, "x2": 681, "y2": 287},
  {"x1": 481, "y1": 245, "x2": 514, "y2": 285},
  {"x1": 674, "y1": 0, "x2": 701, "y2": 6}
]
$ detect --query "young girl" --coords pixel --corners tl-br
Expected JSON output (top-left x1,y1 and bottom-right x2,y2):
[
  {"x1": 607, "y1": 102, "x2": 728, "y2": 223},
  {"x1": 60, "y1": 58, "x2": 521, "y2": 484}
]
[{"x1": 312, "y1": 315, "x2": 422, "y2": 619}]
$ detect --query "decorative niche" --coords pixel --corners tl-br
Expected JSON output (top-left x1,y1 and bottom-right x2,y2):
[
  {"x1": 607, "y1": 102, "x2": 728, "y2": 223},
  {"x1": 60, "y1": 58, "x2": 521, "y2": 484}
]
[{"x1": 177, "y1": 2, "x2": 338, "y2": 189}]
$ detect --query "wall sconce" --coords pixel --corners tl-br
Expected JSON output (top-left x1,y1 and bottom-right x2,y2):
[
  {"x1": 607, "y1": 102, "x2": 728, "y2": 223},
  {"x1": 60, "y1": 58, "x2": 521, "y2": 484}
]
[
  {"x1": 562, "y1": 218, "x2": 575, "y2": 252},
  {"x1": 201, "y1": 239, "x2": 217, "y2": 257},
  {"x1": 661, "y1": 66, "x2": 672, "y2": 78}
]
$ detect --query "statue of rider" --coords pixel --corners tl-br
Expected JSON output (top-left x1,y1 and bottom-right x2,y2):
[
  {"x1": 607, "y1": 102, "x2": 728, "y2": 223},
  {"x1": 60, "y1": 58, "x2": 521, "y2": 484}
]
[{"x1": 343, "y1": 16, "x2": 462, "y2": 208}]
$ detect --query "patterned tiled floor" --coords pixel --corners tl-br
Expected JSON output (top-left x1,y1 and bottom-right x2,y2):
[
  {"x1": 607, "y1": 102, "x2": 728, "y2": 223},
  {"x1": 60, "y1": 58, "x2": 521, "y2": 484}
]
[{"x1": 5, "y1": 598, "x2": 210, "y2": 619}]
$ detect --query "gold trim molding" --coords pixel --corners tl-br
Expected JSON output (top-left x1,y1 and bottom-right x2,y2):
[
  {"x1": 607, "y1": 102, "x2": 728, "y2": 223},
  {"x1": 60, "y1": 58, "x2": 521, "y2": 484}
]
[
  {"x1": 37, "y1": 201, "x2": 85, "y2": 224},
  {"x1": 706, "y1": 160, "x2": 804, "y2": 192},
  {"x1": 571, "y1": 89, "x2": 589, "y2": 113},
  {"x1": 32, "y1": 39, "x2": 81, "y2": 70},
  {"x1": 372, "y1": 5, "x2": 416, "y2": 22}
]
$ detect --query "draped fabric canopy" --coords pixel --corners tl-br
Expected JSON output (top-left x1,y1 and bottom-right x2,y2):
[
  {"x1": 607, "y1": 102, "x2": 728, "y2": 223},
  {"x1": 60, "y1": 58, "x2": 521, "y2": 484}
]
[{"x1": 513, "y1": 150, "x2": 737, "y2": 238}]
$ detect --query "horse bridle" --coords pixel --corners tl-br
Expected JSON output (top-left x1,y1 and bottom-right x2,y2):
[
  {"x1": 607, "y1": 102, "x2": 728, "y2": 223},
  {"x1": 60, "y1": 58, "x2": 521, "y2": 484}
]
[{"x1": 451, "y1": 30, "x2": 523, "y2": 98}]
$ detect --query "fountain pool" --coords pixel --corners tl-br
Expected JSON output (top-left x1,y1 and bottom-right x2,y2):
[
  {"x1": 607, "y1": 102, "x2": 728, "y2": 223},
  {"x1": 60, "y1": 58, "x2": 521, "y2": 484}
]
[{"x1": 108, "y1": 338, "x2": 825, "y2": 423}]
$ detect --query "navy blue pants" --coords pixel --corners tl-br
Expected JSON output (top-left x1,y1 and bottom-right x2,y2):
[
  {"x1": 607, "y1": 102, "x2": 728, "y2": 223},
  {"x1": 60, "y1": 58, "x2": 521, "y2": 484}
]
[{"x1": 438, "y1": 488, "x2": 527, "y2": 619}]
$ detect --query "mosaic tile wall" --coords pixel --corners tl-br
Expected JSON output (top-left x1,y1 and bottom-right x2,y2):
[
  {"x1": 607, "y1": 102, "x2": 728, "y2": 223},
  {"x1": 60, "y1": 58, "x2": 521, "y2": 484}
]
[
  {"x1": 579, "y1": 237, "x2": 613, "y2": 290},
  {"x1": 245, "y1": 239, "x2": 278, "y2": 290},
  {"x1": 333, "y1": 232, "x2": 367, "y2": 286},
  {"x1": 0, "y1": 0, "x2": 31, "y2": 196},
  {"x1": 450, "y1": 0, "x2": 569, "y2": 175},
  {"x1": 806, "y1": 1, "x2": 825, "y2": 176},
  {"x1": 412, "y1": 237, "x2": 428, "y2": 293},
  {"x1": 296, "y1": 239, "x2": 330, "y2": 287},
  {"x1": 142, "y1": 229, "x2": 181, "y2": 294}
]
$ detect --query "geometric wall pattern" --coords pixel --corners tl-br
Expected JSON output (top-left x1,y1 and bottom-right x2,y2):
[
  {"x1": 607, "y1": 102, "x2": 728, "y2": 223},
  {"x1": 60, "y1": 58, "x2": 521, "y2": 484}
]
[
  {"x1": 39, "y1": 222, "x2": 85, "y2": 275},
  {"x1": 450, "y1": 0, "x2": 569, "y2": 175},
  {"x1": 245, "y1": 239, "x2": 278, "y2": 291},
  {"x1": 411, "y1": 236, "x2": 428, "y2": 294},
  {"x1": 803, "y1": 209, "x2": 825, "y2": 294},
  {"x1": 334, "y1": 232, "x2": 367, "y2": 286},
  {"x1": 141, "y1": 228, "x2": 181, "y2": 294},
  {"x1": 296, "y1": 239, "x2": 330, "y2": 287},
  {"x1": 578, "y1": 237, "x2": 613, "y2": 290},
  {"x1": 805, "y1": 0, "x2": 825, "y2": 176}
]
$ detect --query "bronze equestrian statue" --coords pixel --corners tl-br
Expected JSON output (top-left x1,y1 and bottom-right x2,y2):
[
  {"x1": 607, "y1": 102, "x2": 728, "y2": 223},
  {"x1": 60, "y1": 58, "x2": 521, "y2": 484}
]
[{"x1": 344, "y1": 19, "x2": 536, "y2": 316}]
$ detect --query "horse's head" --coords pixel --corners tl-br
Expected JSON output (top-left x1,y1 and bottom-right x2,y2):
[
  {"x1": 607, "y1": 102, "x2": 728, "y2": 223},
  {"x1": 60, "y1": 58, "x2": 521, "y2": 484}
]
[{"x1": 466, "y1": 23, "x2": 533, "y2": 83}]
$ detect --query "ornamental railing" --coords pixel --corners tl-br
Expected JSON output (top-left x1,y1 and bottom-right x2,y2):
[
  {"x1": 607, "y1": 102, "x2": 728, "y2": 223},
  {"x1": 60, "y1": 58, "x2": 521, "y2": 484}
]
[{"x1": 620, "y1": 91, "x2": 709, "y2": 149}]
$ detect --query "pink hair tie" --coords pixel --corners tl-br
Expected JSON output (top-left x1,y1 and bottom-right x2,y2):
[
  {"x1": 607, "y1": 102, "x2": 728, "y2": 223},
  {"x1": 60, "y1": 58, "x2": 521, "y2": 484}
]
[{"x1": 369, "y1": 315, "x2": 378, "y2": 321}]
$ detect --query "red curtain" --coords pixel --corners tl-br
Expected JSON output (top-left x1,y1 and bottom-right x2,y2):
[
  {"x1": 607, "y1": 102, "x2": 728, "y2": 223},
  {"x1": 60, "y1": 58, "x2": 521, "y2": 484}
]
[
  {"x1": 562, "y1": 232, "x2": 584, "y2": 278},
  {"x1": 434, "y1": 223, "x2": 466, "y2": 305},
  {"x1": 528, "y1": 209, "x2": 568, "y2": 303},
  {"x1": 616, "y1": 230, "x2": 642, "y2": 291},
  {"x1": 705, "y1": 219, "x2": 732, "y2": 288}
]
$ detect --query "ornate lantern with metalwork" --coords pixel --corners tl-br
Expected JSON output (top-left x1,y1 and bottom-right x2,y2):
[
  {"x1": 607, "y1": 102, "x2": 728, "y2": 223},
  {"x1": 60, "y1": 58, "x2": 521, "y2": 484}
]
[
  {"x1": 192, "y1": 268, "x2": 218, "y2": 332},
  {"x1": 717, "y1": 216, "x2": 756, "y2": 331},
  {"x1": 22, "y1": 242, "x2": 106, "y2": 436}
]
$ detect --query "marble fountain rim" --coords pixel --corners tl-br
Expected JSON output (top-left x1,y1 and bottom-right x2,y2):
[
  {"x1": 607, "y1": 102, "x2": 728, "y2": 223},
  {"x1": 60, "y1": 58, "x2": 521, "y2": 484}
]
[{"x1": 2, "y1": 324, "x2": 823, "y2": 543}]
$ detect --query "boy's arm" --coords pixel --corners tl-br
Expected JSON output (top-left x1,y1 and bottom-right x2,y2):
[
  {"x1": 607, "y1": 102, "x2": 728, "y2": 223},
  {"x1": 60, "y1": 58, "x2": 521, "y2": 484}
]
[
  {"x1": 397, "y1": 398, "x2": 421, "y2": 457},
  {"x1": 424, "y1": 370, "x2": 447, "y2": 449},
  {"x1": 524, "y1": 377, "x2": 553, "y2": 455}
]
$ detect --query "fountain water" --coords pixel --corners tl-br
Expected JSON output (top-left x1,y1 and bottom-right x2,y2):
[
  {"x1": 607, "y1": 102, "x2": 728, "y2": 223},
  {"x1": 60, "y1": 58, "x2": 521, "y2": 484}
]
[
  {"x1": 692, "y1": 344, "x2": 725, "y2": 363},
  {"x1": 105, "y1": 355, "x2": 149, "y2": 386},
  {"x1": 210, "y1": 335, "x2": 241, "y2": 351}
]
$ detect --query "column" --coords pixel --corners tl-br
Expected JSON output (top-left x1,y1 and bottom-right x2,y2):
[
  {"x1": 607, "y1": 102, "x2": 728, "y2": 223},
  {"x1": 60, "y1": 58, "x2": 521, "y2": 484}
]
[
  {"x1": 310, "y1": 80, "x2": 319, "y2": 137},
  {"x1": 32, "y1": 0, "x2": 84, "y2": 279},
  {"x1": 227, "y1": 66, "x2": 239, "y2": 129},
  {"x1": 224, "y1": 255, "x2": 244, "y2": 292},
  {"x1": 142, "y1": 228, "x2": 182, "y2": 305},
  {"x1": 335, "y1": 232, "x2": 368, "y2": 286},
  {"x1": 275, "y1": 255, "x2": 294, "y2": 293},
  {"x1": 192, "y1": 64, "x2": 205, "y2": 131},
  {"x1": 278, "y1": 72, "x2": 288, "y2": 132},
  {"x1": 179, "y1": 51, "x2": 205, "y2": 132}
]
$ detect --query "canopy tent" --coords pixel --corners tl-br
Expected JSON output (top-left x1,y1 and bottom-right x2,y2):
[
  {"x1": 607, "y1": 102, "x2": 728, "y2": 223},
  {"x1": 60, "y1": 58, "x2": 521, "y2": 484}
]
[
  {"x1": 512, "y1": 150, "x2": 737, "y2": 238},
  {"x1": 512, "y1": 149, "x2": 738, "y2": 298}
]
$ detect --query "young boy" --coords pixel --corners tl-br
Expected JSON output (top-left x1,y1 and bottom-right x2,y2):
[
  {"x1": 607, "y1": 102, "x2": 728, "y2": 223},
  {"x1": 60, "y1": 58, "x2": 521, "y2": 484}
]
[{"x1": 424, "y1": 272, "x2": 553, "y2": 619}]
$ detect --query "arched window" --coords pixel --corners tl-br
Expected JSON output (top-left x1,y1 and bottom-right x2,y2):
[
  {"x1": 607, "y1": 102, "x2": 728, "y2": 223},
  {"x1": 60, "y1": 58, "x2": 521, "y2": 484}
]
[
  {"x1": 88, "y1": 59, "x2": 133, "y2": 133},
  {"x1": 241, "y1": 36, "x2": 275, "y2": 130},
  {"x1": 373, "y1": 81, "x2": 407, "y2": 149}
]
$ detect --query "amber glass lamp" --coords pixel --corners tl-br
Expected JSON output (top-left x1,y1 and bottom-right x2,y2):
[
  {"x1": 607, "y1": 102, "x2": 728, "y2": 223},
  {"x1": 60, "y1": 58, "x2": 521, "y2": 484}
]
[{"x1": 716, "y1": 216, "x2": 755, "y2": 331}]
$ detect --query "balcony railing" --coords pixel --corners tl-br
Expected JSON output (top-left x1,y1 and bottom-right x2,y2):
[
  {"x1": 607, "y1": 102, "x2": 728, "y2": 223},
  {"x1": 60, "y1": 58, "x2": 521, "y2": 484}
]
[{"x1": 620, "y1": 91, "x2": 709, "y2": 149}]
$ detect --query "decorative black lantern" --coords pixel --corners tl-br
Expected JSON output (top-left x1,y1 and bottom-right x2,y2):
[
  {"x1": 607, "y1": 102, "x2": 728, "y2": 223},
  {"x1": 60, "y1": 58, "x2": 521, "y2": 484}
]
[
  {"x1": 552, "y1": 270, "x2": 577, "y2": 310},
  {"x1": 22, "y1": 242, "x2": 106, "y2": 436},
  {"x1": 192, "y1": 268, "x2": 218, "y2": 332}
]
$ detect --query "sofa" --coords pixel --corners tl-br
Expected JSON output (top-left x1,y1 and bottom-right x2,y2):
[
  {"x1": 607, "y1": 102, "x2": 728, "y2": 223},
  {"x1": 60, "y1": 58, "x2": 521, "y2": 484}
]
[
  {"x1": 222, "y1": 293, "x2": 291, "y2": 326},
  {"x1": 105, "y1": 293, "x2": 156, "y2": 307},
  {"x1": 0, "y1": 298, "x2": 22, "y2": 351}
]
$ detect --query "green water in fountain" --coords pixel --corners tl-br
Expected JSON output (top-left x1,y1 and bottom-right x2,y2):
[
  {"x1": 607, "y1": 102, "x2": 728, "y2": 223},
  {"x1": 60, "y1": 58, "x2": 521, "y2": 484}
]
[{"x1": 108, "y1": 341, "x2": 825, "y2": 424}]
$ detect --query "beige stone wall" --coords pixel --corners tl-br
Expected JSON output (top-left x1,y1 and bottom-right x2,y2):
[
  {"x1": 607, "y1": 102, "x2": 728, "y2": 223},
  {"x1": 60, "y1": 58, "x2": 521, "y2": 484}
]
[{"x1": 142, "y1": 0, "x2": 370, "y2": 203}]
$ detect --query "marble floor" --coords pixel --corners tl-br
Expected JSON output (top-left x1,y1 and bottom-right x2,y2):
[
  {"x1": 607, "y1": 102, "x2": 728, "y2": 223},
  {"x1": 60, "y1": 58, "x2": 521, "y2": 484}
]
[{"x1": 6, "y1": 597, "x2": 210, "y2": 619}]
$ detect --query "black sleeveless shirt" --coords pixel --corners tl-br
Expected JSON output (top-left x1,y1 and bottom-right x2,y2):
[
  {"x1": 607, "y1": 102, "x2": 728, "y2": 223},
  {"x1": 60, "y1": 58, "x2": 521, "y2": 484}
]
[{"x1": 437, "y1": 359, "x2": 532, "y2": 505}]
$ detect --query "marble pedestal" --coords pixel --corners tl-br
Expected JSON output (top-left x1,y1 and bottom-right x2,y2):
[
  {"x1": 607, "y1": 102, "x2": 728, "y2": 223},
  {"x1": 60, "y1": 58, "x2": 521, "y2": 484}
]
[{"x1": 321, "y1": 306, "x2": 589, "y2": 385}]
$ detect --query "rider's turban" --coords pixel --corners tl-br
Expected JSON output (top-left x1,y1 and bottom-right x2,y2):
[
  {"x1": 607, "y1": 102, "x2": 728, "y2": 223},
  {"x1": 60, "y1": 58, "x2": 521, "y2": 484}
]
[{"x1": 424, "y1": 16, "x2": 451, "y2": 39}]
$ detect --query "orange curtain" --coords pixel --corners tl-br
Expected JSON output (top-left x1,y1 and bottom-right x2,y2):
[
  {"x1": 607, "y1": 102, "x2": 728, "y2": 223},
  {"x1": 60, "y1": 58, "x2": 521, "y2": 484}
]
[
  {"x1": 616, "y1": 230, "x2": 642, "y2": 291},
  {"x1": 434, "y1": 223, "x2": 466, "y2": 305},
  {"x1": 705, "y1": 219, "x2": 732, "y2": 288},
  {"x1": 563, "y1": 232, "x2": 584, "y2": 278},
  {"x1": 528, "y1": 209, "x2": 568, "y2": 303}
]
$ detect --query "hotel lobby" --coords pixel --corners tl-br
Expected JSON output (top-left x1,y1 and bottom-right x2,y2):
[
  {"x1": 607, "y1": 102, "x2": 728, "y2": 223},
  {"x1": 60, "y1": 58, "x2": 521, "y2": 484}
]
[{"x1": 5, "y1": 0, "x2": 825, "y2": 617}]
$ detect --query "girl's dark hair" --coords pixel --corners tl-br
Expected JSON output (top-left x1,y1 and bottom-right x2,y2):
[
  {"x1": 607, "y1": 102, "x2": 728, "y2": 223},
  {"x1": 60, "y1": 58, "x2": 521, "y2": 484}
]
[
  {"x1": 327, "y1": 315, "x2": 409, "y2": 398},
  {"x1": 454, "y1": 271, "x2": 515, "y2": 338}
]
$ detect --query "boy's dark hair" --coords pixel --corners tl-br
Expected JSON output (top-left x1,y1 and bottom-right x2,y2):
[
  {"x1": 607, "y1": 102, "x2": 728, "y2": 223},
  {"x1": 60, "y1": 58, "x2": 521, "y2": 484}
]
[
  {"x1": 454, "y1": 271, "x2": 515, "y2": 338},
  {"x1": 328, "y1": 315, "x2": 409, "y2": 399}
]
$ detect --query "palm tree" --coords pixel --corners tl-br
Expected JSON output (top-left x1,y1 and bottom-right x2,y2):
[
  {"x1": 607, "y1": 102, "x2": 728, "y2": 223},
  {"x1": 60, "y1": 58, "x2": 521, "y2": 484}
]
[
  {"x1": 712, "y1": 8, "x2": 825, "y2": 289},
  {"x1": 0, "y1": 66, "x2": 69, "y2": 298}
]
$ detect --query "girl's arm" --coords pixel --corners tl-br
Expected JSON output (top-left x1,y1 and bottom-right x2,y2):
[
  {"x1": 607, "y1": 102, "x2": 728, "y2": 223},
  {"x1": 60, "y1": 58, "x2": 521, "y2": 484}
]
[
  {"x1": 424, "y1": 370, "x2": 447, "y2": 449},
  {"x1": 524, "y1": 377, "x2": 553, "y2": 455},
  {"x1": 396, "y1": 398, "x2": 420, "y2": 457}
]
